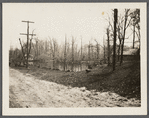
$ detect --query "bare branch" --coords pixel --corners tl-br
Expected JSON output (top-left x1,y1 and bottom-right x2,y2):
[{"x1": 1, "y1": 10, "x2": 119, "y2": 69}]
[
  {"x1": 48, "y1": 37, "x2": 54, "y2": 54},
  {"x1": 19, "y1": 38, "x2": 26, "y2": 64},
  {"x1": 104, "y1": 13, "x2": 114, "y2": 32},
  {"x1": 28, "y1": 38, "x2": 32, "y2": 55},
  {"x1": 94, "y1": 39, "x2": 98, "y2": 44},
  {"x1": 125, "y1": 18, "x2": 132, "y2": 30}
]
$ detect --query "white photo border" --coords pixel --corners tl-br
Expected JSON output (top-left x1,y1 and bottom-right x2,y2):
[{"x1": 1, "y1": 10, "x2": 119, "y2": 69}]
[{"x1": 2, "y1": 2, "x2": 147, "y2": 115}]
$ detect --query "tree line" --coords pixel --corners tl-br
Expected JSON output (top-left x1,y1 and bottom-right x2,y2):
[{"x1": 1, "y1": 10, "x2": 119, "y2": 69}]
[
  {"x1": 9, "y1": 8, "x2": 140, "y2": 70},
  {"x1": 106, "y1": 9, "x2": 140, "y2": 70}
]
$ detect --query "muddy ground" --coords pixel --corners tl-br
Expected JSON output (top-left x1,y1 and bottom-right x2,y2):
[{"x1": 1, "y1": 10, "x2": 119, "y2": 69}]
[{"x1": 9, "y1": 61, "x2": 141, "y2": 108}]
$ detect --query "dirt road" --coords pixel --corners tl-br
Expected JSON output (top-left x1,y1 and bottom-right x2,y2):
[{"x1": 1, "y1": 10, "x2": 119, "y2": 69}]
[{"x1": 9, "y1": 68, "x2": 141, "y2": 108}]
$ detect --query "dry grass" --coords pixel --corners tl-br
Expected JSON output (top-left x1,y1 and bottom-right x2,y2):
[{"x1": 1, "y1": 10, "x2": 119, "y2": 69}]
[{"x1": 13, "y1": 61, "x2": 140, "y2": 100}]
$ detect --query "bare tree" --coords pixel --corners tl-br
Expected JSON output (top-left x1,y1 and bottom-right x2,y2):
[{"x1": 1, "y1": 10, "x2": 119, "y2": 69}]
[
  {"x1": 129, "y1": 9, "x2": 140, "y2": 49},
  {"x1": 71, "y1": 36, "x2": 75, "y2": 71},
  {"x1": 106, "y1": 28, "x2": 110, "y2": 66},
  {"x1": 18, "y1": 29, "x2": 35, "y2": 66},
  {"x1": 120, "y1": 9, "x2": 131, "y2": 65},
  {"x1": 64, "y1": 34, "x2": 67, "y2": 71},
  {"x1": 88, "y1": 41, "x2": 91, "y2": 64},
  {"x1": 18, "y1": 38, "x2": 26, "y2": 65},
  {"x1": 28, "y1": 29, "x2": 35, "y2": 56},
  {"x1": 81, "y1": 36, "x2": 83, "y2": 61},
  {"x1": 113, "y1": 9, "x2": 118, "y2": 71},
  {"x1": 48, "y1": 37, "x2": 57, "y2": 69},
  {"x1": 94, "y1": 39, "x2": 99, "y2": 60},
  {"x1": 117, "y1": 15, "x2": 124, "y2": 62}
]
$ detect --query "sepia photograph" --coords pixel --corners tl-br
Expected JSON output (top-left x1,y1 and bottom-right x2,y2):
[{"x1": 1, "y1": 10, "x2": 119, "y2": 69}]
[{"x1": 2, "y1": 3, "x2": 147, "y2": 115}]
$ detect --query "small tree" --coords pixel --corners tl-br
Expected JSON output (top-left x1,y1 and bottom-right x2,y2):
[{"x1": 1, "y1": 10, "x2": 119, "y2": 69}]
[
  {"x1": 48, "y1": 37, "x2": 58, "y2": 69},
  {"x1": 129, "y1": 9, "x2": 140, "y2": 49},
  {"x1": 120, "y1": 9, "x2": 131, "y2": 65}
]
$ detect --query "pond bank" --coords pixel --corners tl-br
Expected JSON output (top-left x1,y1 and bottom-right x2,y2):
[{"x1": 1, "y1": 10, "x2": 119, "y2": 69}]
[
  {"x1": 12, "y1": 61, "x2": 140, "y2": 100},
  {"x1": 9, "y1": 63, "x2": 141, "y2": 108}
]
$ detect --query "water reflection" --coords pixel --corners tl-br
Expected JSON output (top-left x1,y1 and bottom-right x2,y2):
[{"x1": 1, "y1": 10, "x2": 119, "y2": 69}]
[{"x1": 56, "y1": 62, "x2": 88, "y2": 72}]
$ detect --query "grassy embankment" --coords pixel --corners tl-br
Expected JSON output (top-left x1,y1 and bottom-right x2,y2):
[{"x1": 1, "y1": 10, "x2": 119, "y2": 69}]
[{"x1": 13, "y1": 61, "x2": 140, "y2": 100}]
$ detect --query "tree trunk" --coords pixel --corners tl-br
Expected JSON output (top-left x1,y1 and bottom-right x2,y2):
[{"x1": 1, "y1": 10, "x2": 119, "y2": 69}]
[
  {"x1": 88, "y1": 42, "x2": 90, "y2": 65},
  {"x1": 138, "y1": 26, "x2": 140, "y2": 49},
  {"x1": 113, "y1": 9, "x2": 118, "y2": 71},
  {"x1": 64, "y1": 35, "x2": 67, "y2": 71},
  {"x1": 91, "y1": 45, "x2": 93, "y2": 61},
  {"x1": 107, "y1": 28, "x2": 110, "y2": 66},
  {"x1": 97, "y1": 44, "x2": 99, "y2": 60},
  {"x1": 26, "y1": 23, "x2": 29, "y2": 68},
  {"x1": 120, "y1": 9, "x2": 129, "y2": 65},
  {"x1": 133, "y1": 25, "x2": 135, "y2": 49},
  {"x1": 53, "y1": 41, "x2": 55, "y2": 69},
  {"x1": 28, "y1": 39, "x2": 32, "y2": 56},
  {"x1": 36, "y1": 40, "x2": 38, "y2": 58},
  {"x1": 71, "y1": 37, "x2": 74, "y2": 71},
  {"x1": 104, "y1": 45, "x2": 106, "y2": 63},
  {"x1": 19, "y1": 38, "x2": 26, "y2": 65},
  {"x1": 81, "y1": 37, "x2": 82, "y2": 61},
  {"x1": 117, "y1": 40, "x2": 121, "y2": 62}
]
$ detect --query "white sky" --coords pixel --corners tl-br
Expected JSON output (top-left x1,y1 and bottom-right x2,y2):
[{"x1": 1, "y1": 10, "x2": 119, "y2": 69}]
[{"x1": 3, "y1": 3, "x2": 137, "y2": 49}]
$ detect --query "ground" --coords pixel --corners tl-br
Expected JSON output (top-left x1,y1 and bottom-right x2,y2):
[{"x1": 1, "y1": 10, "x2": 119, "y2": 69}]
[{"x1": 9, "y1": 61, "x2": 141, "y2": 108}]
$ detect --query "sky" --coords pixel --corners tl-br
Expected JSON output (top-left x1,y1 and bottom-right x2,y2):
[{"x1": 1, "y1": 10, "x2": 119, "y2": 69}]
[{"x1": 3, "y1": 3, "x2": 138, "y2": 50}]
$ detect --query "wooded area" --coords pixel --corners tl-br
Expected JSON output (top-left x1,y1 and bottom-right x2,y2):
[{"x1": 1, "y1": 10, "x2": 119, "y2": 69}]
[{"x1": 9, "y1": 9, "x2": 140, "y2": 72}]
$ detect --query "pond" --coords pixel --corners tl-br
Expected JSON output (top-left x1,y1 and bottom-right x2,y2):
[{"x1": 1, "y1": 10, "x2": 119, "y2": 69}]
[
  {"x1": 33, "y1": 60, "x2": 101, "y2": 72},
  {"x1": 56, "y1": 62, "x2": 89, "y2": 72}
]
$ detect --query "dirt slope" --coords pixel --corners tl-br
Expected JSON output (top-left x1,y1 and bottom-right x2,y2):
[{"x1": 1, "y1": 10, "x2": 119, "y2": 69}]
[{"x1": 9, "y1": 68, "x2": 140, "y2": 108}]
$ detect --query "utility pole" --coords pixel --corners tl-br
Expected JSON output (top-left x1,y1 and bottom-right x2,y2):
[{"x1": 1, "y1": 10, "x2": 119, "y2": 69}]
[
  {"x1": 113, "y1": 9, "x2": 118, "y2": 71},
  {"x1": 20, "y1": 21, "x2": 36, "y2": 68}
]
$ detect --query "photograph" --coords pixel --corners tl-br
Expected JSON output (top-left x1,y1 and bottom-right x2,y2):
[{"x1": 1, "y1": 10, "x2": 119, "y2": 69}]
[{"x1": 2, "y1": 3, "x2": 147, "y2": 115}]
